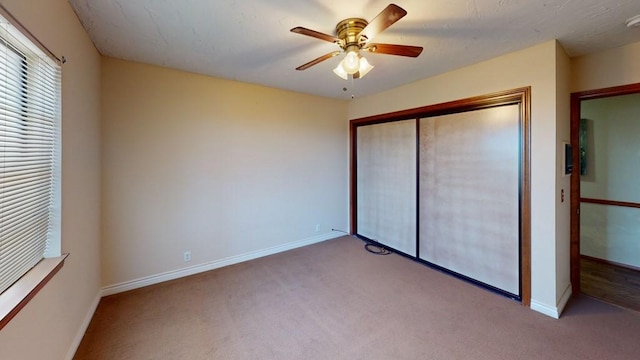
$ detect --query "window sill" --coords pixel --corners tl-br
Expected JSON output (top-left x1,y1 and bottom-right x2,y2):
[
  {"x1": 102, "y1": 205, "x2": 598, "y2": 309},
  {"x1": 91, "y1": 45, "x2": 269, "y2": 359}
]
[{"x1": 0, "y1": 254, "x2": 68, "y2": 331}]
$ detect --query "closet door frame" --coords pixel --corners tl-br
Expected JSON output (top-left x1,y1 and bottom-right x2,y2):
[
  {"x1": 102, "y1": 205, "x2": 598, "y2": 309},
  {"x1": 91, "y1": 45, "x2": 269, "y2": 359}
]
[{"x1": 350, "y1": 87, "x2": 531, "y2": 306}]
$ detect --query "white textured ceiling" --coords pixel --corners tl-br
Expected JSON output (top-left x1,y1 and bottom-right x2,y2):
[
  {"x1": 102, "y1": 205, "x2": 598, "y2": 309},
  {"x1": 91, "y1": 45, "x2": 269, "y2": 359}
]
[{"x1": 68, "y1": 0, "x2": 640, "y2": 100}]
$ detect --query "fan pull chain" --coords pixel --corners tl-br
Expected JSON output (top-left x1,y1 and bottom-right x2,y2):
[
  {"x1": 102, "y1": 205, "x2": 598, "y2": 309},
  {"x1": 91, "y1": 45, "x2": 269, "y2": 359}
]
[{"x1": 351, "y1": 76, "x2": 355, "y2": 99}]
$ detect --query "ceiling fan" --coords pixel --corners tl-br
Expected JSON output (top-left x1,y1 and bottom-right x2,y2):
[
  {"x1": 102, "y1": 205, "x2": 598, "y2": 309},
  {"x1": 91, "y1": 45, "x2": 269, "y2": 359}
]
[{"x1": 290, "y1": 3, "x2": 423, "y2": 80}]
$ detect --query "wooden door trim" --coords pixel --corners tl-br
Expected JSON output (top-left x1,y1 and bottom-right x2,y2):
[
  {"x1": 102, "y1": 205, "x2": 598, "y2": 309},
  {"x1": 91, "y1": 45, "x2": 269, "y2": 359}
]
[{"x1": 570, "y1": 82, "x2": 640, "y2": 295}]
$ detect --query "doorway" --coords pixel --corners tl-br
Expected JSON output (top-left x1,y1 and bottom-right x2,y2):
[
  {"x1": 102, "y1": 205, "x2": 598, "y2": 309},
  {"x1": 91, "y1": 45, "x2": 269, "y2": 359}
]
[{"x1": 570, "y1": 83, "x2": 640, "y2": 311}]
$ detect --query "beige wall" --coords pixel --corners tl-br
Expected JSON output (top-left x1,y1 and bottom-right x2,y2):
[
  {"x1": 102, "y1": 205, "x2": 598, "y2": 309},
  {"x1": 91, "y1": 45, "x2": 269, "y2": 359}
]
[
  {"x1": 349, "y1": 40, "x2": 569, "y2": 317},
  {"x1": 101, "y1": 58, "x2": 349, "y2": 287},
  {"x1": 572, "y1": 41, "x2": 640, "y2": 92},
  {"x1": 0, "y1": 0, "x2": 102, "y2": 359}
]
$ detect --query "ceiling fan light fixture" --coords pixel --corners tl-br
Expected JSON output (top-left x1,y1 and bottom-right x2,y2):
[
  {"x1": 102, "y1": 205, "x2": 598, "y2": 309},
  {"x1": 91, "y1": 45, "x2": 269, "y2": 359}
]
[
  {"x1": 291, "y1": 4, "x2": 422, "y2": 82},
  {"x1": 333, "y1": 55, "x2": 374, "y2": 80},
  {"x1": 342, "y1": 48, "x2": 361, "y2": 74},
  {"x1": 358, "y1": 57, "x2": 374, "y2": 78},
  {"x1": 333, "y1": 61, "x2": 349, "y2": 80}
]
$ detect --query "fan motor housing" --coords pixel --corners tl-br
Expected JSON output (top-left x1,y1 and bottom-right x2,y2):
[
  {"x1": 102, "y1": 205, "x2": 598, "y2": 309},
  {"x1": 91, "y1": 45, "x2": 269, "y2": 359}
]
[{"x1": 336, "y1": 18, "x2": 368, "y2": 47}]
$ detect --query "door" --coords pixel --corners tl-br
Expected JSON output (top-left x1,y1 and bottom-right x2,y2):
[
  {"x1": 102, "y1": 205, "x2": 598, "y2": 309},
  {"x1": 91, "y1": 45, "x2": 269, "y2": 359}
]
[
  {"x1": 571, "y1": 89, "x2": 640, "y2": 310},
  {"x1": 419, "y1": 105, "x2": 521, "y2": 296},
  {"x1": 356, "y1": 120, "x2": 417, "y2": 256},
  {"x1": 570, "y1": 84, "x2": 640, "y2": 311}
]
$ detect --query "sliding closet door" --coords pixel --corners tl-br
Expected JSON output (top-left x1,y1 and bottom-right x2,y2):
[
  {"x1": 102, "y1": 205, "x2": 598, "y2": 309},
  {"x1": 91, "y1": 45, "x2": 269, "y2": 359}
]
[
  {"x1": 419, "y1": 104, "x2": 521, "y2": 295},
  {"x1": 356, "y1": 120, "x2": 417, "y2": 256}
]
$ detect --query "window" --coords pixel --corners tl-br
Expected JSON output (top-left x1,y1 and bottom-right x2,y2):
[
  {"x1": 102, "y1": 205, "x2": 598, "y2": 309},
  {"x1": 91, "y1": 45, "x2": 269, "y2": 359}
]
[{"x1": 0, "y1": 14, "x2": 61, "y2": 296}]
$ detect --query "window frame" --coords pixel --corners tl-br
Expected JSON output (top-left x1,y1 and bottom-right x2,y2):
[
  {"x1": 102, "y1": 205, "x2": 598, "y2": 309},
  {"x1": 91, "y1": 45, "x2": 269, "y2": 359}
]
[{"x1": 0, "y1": 11, "x2": 65, "y2": 331}]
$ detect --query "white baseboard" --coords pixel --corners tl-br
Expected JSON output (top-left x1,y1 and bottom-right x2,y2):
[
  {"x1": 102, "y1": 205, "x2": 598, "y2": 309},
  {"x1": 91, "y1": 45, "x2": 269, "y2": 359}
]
[
  {"x1": 530, "y1": 283, "x2": 573, "y2": 319},
  {"x1": 530, "y1": 300, "x2": 559, "y2": 318},
  {"x1": 101, "y1": 232, "x2": 343, "y2": 297},
  {"x1": 65, "y1": 291, "x2": 101, "y2": 360}
]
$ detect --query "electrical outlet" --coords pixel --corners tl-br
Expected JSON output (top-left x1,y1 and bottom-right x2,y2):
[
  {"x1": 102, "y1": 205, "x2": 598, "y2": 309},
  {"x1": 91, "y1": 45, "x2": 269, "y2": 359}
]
[
  {"x1": 315, "y1": 224, "x2": 320, "y2": 232},
  {"x1": 183, "y1": 251, "x2": 191, "y2": 262}
]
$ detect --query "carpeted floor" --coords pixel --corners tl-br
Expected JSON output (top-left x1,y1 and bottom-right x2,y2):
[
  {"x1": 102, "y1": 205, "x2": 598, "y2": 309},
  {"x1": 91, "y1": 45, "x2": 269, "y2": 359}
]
[{"x1": 74, "y1": 236, "x2": 640, "y2": 359}]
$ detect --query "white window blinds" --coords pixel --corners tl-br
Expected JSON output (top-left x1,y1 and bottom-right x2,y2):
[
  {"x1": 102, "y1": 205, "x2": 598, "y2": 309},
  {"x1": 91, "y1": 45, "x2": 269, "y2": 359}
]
[{"x1": 0, "y1": 16, "x2": 61, "y2": 295}]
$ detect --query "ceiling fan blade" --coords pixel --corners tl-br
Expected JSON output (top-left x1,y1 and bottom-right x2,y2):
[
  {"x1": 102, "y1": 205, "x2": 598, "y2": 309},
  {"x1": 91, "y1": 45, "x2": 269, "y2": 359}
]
[
  {"x1": 358, "y1": 4, "x2": 407, "y2": 43},
  {"x1": 291, "y1": 27, "x2": 342, "y2": 45},
  {"x1": 362, "y1": 43, "x2": 423, "y2": 57},
  {"x1": 296, "y1": 51, "x2": 342, "y2": 70}
]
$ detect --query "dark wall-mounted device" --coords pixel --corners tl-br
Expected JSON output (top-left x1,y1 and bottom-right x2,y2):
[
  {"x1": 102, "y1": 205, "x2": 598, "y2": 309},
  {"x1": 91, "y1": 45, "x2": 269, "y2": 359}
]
[{"x1": 564, "y1": 143, "x2": 572, "y2": 175}]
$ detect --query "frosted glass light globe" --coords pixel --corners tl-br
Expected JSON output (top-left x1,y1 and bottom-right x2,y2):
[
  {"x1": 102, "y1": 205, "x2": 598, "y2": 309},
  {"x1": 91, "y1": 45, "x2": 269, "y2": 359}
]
[{"x1": 342, "y1": 50, "x2": 360, "y2": 74}]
